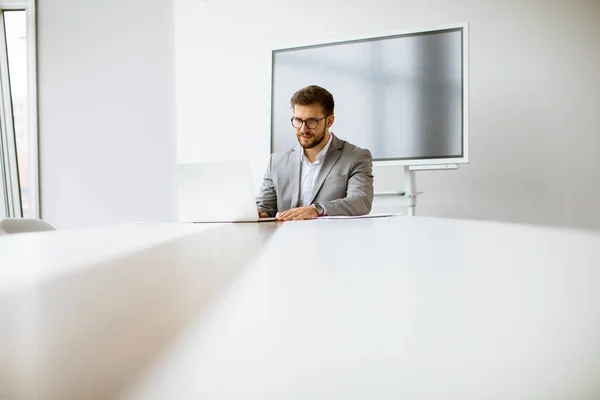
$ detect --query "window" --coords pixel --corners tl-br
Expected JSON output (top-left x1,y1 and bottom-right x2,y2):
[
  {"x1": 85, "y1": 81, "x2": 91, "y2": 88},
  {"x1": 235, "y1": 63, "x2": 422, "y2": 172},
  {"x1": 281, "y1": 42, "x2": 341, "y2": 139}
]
[{"x1": 0, "y1": 0, "x2": 38, "y2": 219}]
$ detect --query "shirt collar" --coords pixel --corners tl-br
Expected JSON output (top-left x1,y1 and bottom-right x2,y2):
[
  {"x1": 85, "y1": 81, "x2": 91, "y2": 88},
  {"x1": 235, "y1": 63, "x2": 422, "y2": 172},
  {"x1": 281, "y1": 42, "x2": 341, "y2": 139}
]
[{"x1": 302, "y1": 132, "x2": 333, "y2": 164}]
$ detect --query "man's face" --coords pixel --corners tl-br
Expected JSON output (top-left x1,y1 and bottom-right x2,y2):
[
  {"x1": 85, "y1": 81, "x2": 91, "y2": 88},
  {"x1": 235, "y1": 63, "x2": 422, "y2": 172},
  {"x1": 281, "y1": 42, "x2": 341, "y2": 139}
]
[{"x1": 292, "y1": 103, "x2": 333, "y2": 149}]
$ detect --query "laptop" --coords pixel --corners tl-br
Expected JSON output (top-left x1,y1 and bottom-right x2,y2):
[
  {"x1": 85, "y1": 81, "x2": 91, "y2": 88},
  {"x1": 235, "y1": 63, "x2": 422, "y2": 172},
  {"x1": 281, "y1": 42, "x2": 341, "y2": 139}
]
[{"x1": 175, "y1": 159, "x2": 277, "y2": 223}]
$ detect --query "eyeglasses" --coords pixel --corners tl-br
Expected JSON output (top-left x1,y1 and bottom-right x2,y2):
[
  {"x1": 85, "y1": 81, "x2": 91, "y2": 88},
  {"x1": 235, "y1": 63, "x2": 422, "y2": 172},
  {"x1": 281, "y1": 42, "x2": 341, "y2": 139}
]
[{"x1": 290, "y1": 116, "x2": 328, "y2": 129}]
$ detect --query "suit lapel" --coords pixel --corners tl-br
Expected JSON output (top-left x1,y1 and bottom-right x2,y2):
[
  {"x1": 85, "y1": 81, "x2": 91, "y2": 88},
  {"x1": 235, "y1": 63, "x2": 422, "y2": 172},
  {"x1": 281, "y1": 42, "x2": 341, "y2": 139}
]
[
  {"x1": 289, "y1": 146, "x2": 301, "y2": 208},
  {"x1": 309, "y1": 135, "x2": 344, "y2": 204}
]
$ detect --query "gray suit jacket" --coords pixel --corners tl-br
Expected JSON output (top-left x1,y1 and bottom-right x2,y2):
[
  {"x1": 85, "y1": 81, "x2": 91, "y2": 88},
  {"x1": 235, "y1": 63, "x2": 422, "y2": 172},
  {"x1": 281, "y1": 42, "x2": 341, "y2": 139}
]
[{"x1": 256, "y1": 134, "x2": 374, "y2": 217}]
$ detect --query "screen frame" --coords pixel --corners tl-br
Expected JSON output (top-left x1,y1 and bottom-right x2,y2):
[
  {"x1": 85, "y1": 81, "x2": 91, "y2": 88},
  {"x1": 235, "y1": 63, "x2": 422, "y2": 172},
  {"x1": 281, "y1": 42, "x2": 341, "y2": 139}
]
[{"x1": 269, "y1": 23, "x2": 470, "y2": 167}]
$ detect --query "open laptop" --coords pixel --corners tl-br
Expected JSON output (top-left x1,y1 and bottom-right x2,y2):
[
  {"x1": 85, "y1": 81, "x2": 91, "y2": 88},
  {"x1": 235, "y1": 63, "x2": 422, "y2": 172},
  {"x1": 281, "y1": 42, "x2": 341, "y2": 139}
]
[{"x1": 175, "y1": 159, "x2": 277, "y2": 223}]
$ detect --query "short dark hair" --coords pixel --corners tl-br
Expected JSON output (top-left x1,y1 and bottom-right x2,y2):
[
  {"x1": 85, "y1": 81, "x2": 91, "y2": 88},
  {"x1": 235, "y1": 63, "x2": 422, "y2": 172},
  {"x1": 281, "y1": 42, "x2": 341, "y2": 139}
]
[{"x1": 290, "y1": 85, "x2": 335, "y2": 116}]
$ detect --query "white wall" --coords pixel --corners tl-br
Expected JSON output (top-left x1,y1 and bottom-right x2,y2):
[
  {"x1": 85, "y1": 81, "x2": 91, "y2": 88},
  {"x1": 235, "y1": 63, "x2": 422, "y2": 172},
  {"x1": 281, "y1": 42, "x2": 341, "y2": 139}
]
[
  {"x1": 37, "y1": 0, "x2": 177, "y2": 229},
  {"x1": 175, "y1": 0, "x2": 600, "y2": 230}
]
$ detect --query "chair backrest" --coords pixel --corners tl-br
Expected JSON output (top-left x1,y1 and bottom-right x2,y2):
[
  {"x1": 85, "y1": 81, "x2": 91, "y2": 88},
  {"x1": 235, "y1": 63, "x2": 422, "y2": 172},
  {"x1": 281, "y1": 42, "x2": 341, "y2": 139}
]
[{"x1": 0, "y1": 218, "x2": 56, "y2": 235}]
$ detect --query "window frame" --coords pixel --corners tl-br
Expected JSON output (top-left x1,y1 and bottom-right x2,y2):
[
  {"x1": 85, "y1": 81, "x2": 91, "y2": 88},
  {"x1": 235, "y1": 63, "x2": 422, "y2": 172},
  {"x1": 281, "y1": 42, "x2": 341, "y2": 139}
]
[{"x1": 0, "y1": 0, "x2": 38, "y2": 218}]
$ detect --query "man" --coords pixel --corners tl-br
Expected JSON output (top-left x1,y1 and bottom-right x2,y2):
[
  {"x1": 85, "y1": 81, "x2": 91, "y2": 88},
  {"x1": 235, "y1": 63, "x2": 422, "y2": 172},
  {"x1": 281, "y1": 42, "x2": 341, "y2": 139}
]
[{"x1": 256, "y1": 85, "x2": 374, "y2": 221}]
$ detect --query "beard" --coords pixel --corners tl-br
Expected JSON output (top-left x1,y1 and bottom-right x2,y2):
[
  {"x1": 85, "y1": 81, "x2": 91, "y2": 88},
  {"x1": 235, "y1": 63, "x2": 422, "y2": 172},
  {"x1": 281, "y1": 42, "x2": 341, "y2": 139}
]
[{"x1": 297, "y1": 125, "x2": 326, "y2": 149}]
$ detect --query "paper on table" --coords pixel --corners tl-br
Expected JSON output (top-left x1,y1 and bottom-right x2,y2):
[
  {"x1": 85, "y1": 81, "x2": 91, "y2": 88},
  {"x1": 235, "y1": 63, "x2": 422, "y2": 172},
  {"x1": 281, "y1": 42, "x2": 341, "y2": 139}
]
[{"x1": 316, "y1": 213, "x2": 403, "y2": 220}]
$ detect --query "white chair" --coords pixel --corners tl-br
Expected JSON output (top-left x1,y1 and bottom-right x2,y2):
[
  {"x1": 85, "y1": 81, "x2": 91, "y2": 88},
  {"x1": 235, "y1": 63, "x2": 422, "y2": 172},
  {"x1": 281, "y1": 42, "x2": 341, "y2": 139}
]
[{"x1": 0, "y1": 218, "x2": 56, "y2": 235}]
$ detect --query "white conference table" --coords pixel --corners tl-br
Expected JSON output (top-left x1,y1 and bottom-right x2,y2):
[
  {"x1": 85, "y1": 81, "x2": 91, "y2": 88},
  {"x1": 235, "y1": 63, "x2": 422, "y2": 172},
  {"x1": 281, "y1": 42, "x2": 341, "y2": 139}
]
[{"x1": 0, "y1": 216, "x2": 599, "y2": 399}]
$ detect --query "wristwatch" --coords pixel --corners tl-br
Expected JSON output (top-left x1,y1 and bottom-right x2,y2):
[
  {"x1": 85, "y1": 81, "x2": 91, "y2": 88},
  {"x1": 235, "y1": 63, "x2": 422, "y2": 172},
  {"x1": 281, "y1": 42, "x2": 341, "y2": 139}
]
[{"x1": 311, "y1": 203, "x2": 325, "y2": 217}]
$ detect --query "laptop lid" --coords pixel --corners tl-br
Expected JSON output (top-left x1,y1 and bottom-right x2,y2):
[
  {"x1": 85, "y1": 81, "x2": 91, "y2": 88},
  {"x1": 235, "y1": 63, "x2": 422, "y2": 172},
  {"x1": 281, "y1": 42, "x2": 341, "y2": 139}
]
[{"x1": 176, "y1": 160, "x2": 262, "y2": 223}]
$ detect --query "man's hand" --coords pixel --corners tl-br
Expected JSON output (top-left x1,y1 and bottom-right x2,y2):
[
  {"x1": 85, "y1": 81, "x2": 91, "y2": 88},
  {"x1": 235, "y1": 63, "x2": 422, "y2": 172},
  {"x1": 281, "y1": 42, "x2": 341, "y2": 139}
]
[
  {"x1": 257, "y1": 208, "x2": 268, "y2": 218},
  {"x1": 277, "y1": 206, "x2": 318, "y2": 221}
]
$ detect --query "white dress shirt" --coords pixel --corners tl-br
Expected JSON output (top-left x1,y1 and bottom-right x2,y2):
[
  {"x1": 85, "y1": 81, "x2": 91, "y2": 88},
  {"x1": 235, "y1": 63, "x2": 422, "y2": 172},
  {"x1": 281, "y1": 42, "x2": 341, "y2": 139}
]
[{"x1": 300, "y1": 133, "x2": 333, "y2": 208}]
